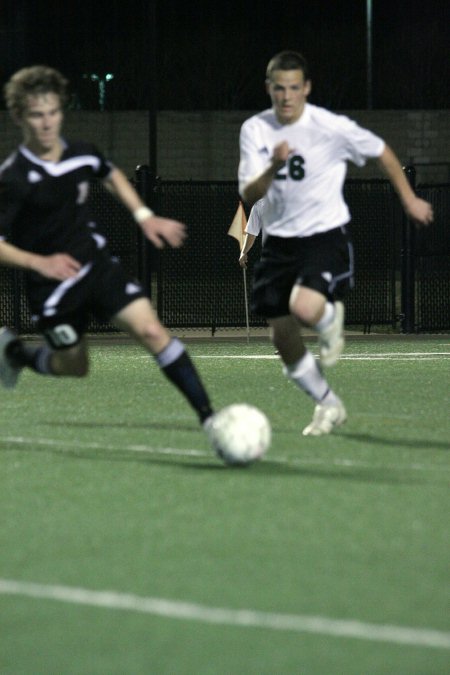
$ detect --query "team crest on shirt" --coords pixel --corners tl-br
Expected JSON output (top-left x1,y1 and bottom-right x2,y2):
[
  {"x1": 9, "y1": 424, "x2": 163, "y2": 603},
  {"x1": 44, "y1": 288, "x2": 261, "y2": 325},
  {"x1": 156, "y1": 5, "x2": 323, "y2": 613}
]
[
  {"x1": 76, "y1": 181, "x2": 89, "y2": 204},
  {"x1": 27, "y1": 170, "x2": 43, "y2": 183},
  {"x1": 126, "y1": 283, "x2": 141, "y2": 294}
]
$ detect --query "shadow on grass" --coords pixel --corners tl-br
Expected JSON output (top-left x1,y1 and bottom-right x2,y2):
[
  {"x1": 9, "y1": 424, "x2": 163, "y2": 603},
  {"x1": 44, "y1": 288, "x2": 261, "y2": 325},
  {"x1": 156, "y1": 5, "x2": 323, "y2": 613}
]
[
  {"x1": 2, "y1": 440, "x2": 441, "y2": 486},
  {"x1": 42, "y1": 420, "x2": 449, "y2": 452},
  {"x1": 40, "y1": 419, "x2": 199, "y2": 433},
  {"x1": 182, "y1": 460, "x2": 437, "y2": 485},
  {"x1": 340, "y1": 430, "x2": 450, "y2": 451}
]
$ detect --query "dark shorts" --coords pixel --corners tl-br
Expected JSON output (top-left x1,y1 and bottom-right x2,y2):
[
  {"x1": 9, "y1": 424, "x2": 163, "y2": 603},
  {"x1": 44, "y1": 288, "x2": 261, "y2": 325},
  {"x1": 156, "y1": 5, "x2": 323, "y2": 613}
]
[
  {"x1": 26, "y1": 249, "x2": 146, "y2": 347},
  {"x1": 251, "y1": 226, "x2": 354, "y2": 319}
]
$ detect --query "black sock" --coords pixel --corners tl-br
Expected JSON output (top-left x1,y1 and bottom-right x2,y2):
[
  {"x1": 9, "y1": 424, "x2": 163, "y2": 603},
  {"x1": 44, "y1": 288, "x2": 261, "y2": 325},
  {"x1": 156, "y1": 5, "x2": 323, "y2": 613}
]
[
  {"x1": 7, "y1": 340, "x2": 53, "y2": 375},
  {"x1": 156, "y1": 338, "x2": 213, "y2": 423}
]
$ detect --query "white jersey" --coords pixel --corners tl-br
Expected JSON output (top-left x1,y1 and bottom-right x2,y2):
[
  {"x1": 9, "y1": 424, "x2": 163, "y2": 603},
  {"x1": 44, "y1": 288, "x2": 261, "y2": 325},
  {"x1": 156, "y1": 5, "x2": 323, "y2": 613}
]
[{"x1": 239, "y1": 103, "x2": 385, "y2": 238}]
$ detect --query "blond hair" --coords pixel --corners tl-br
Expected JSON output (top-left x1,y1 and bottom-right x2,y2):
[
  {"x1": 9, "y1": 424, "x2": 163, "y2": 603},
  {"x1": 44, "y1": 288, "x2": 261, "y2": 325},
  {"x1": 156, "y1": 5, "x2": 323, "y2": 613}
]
[{"x1": 4, "y1": 65, "x2": 69, "y2": 117}]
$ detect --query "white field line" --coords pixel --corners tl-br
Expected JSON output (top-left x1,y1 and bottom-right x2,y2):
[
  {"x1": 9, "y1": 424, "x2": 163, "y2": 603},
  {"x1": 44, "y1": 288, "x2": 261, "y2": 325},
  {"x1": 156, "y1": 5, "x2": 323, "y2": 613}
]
[
  {"x1": 194, "y1": 352, "x2": 450, "y2": 360},
  {"x1": 1, "y1": 435, "x2": 206, "y2": 458},
  {"x1": 0, "y1": 578, "x2": 449, "y2": 650},
  {"x1": 2, "y1": 435, "x2": 449, "y2": 473},
  {"x1": 132, "y1": 352, "x2": 450, "y2": 361}
]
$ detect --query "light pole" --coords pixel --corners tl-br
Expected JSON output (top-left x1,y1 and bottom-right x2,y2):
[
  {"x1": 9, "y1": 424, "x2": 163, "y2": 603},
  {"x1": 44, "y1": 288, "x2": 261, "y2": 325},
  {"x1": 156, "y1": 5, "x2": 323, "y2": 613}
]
[
  {"x1": 366, "y1": 0, "x2": 373, "y2": 109},
  {"x1": 83, "y1": 72, "x2": 114, "y2": 111}
]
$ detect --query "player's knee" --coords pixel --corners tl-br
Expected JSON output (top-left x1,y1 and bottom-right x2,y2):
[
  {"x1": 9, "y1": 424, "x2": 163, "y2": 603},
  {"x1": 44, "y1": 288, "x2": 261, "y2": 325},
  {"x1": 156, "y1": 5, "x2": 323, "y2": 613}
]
[
  {"x1": 291, "y1": 303, "x2": 320, "y2": 325},
  {"x1": 133, "y1": 320, "x2": 169, "y2": 352},
  {"x1": 136, "y1": 320, "x2": 161, "y2": 340},
  {"x1": 289, "y1": 287, "x2": 326, "y2": 326}
]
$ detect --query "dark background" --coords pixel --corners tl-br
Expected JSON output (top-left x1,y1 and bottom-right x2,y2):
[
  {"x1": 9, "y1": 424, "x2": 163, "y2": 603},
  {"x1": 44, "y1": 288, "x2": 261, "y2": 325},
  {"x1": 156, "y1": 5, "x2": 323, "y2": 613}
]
[{"x1": 1, "y1": 0, "x2": 449, "y2": 111}]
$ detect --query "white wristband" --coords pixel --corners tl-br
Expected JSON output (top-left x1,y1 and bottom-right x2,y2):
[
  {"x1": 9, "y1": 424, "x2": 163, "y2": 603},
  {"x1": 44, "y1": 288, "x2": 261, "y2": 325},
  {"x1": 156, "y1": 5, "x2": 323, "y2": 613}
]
[{"x1": 133, "y1": 206, "x2": 154, "y2": 223}]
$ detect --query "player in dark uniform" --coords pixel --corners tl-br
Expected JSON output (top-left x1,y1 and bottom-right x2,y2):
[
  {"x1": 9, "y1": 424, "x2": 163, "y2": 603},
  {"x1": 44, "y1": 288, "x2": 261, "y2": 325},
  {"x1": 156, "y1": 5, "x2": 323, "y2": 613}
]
[{"x1": 0, "y1": 65, "x2": 214, "y2": 426}]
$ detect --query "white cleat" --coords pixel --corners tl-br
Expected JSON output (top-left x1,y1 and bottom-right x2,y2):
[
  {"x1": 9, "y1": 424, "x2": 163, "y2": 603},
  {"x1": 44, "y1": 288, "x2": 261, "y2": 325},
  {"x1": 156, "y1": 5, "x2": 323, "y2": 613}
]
[
  {"x1": 202, "y1": 415, "x2": 214, "y2": 434},
  {"x1": 202, "y1": 413, "x2": 226, "y2": 462},
  {"x1": 0, "y1": 327, "x2": 22, "y2": 389},
  {"x1": 302, "y1": 399, "x2": 347, "y2": 436},
  {"x1": 319, "y1": 301, "x2": 345, "y2": 367}
]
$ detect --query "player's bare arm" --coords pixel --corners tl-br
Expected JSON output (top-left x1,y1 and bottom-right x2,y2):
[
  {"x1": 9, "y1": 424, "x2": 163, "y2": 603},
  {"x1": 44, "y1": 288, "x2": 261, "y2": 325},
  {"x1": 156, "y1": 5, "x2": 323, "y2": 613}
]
[
  {"x1": 377, "y1": 145, "x2": 434, "y2": 227},
  {"x1": 103, "y1": 167, "x2": 187, "y2": 249},
  {"x1": 0, "y1": 240, "x2": 81, "y2": 280},
  {"x1": 239, "y1": 233, "x2": 257, "y2": 268},
  {"x1": 242, "y1": 141, "x2": 292, "y2": 205}
]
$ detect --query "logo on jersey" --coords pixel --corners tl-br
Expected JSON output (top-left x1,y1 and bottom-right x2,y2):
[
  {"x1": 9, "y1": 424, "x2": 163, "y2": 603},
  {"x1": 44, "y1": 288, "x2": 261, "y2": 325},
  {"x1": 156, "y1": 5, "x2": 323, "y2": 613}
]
[
  {"x1": 28, "y1": 170, "x2": 43, "y2": 183},
  {"x1": 126, "y1": 283, "x2": 141, "y2": 294},
  {"x1": 91, "y1": 233, "x2": 106, "y2": 249},
  {"x1": 76, "y1": 181, "x2": 90, "y2": 204}
]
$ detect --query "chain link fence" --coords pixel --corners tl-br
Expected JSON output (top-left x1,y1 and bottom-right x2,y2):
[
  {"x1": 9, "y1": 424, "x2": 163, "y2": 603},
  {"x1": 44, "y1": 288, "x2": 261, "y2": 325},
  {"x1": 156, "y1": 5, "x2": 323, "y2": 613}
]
[{"x1": 1, "y1": 175, "x2": 448, "y2": 334}]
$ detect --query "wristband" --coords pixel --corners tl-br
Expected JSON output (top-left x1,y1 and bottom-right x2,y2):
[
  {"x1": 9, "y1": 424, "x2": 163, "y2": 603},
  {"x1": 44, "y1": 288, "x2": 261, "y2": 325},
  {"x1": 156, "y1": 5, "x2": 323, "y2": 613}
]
[{"x1": 133, "y1": 206, "x2": 154, "y2": 223}]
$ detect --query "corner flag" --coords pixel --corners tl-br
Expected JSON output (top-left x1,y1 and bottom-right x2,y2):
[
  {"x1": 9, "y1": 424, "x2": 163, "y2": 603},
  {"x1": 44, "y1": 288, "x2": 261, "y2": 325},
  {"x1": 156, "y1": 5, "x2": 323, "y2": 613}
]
[
  {"x1": 228, "y1": 201, "x2": 247, "y2": 249},
  {"x1": 228, "y1": 201, "x2": 250, "y2": 342}
]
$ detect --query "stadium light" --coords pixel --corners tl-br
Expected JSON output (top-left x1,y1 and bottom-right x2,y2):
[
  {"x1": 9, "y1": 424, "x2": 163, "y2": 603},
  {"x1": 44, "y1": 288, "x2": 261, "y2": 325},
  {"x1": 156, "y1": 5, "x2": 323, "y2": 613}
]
[{"x1": 83, "y1": 72, "x2": 115, "y2": 111}]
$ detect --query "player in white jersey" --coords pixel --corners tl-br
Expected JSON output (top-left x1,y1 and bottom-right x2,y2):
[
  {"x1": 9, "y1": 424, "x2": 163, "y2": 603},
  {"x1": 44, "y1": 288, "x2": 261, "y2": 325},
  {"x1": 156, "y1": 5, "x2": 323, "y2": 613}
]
[
  {"x1": 239, "y1": 51, "x2": 433, "y2": 436},
  {"x1": 0, "y1": 66, "x2": 214, "y2": 428}
]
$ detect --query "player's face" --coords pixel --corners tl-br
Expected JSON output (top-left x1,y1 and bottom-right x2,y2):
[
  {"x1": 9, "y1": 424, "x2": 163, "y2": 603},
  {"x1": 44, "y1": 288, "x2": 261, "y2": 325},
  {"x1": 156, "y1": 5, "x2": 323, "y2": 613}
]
[
  {"x1": 266, "y1": 69, "x2": 311, "y2": 124},
  {"x1": 18, "y1": 93, "x2": 64, "y2": 155}
]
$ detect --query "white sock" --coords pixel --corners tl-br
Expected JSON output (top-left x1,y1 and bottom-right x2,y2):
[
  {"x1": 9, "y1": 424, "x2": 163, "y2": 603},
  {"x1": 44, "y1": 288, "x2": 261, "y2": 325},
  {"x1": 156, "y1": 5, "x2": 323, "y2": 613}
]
[
  {"x1": 283, "y1": 350, "x2": 338, "y2": 404},
  {"x1": 314, "y1": 302, "x2": 335, "y2": 332}
]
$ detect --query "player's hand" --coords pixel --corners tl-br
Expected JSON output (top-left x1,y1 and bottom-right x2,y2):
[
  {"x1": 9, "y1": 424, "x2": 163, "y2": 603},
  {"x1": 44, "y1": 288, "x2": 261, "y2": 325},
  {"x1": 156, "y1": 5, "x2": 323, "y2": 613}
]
[
  {"x1": 32, "y1": 253, "x2": 82, "y2": 280},
  {"x1": 239, "y1": 252, "x2": 248, "y2": 269},
  {"x1": 404, "y1": 197, "x2": 434, "y2": 228},
  {"x1": 140, "y1": 216, "x2": 187, "y2": 249},
  {"x1": 272, "y1": 141, "x2": 293, "y2": 166}
]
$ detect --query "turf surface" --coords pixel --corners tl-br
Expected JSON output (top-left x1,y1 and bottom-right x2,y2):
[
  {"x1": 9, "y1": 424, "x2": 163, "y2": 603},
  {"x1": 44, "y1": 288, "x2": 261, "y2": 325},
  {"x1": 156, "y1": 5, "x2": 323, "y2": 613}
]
[{"x1": 1, "y1": 336, "x2": 449, "y2": 674}]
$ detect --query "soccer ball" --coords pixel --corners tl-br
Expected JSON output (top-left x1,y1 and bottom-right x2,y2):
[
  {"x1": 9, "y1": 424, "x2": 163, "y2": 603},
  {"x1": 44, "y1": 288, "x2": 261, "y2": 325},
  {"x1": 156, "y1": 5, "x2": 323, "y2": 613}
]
[{"x1": 208, "y1": 403, "x2": 271, "y2": 466}]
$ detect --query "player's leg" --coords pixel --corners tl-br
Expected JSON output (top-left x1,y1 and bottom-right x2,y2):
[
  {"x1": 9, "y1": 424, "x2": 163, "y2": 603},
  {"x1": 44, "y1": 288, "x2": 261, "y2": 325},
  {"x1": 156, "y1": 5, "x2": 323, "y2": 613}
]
[
  {"x1": 287, "y1": 225, "x2": 353, "y2": 367},
  {"x1": 0, "y1": 327, "x2": 26, "y2": 388},
  {"x1": 270, "y1": 315, "x2": 346, "y2": 436},
  {"x1": 0, "y1": 324, "x2": 89, "y2": 388},
  {"x1": 113, "y1": 297, "x2": 213, "y2": 423},
  {"x1": 44, "y1": 336, "x2": 89, "y2": 376},
  {"x1": 289, "y1": 284, "x2": 344, "y2": 367}
]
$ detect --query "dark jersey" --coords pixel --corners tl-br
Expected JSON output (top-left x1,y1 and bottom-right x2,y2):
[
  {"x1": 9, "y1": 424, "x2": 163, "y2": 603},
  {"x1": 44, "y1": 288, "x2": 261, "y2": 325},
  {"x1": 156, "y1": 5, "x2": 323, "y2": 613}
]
[{"x1": 0, "y1": 140, "x2": 114, "y2": 272}]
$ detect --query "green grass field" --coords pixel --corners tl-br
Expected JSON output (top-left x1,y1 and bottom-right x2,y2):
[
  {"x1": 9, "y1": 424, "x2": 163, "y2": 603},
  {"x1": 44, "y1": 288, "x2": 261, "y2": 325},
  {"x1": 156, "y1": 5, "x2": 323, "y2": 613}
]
[{"x1": 1, "y1": 336, "x2": 449, "y2": 674}]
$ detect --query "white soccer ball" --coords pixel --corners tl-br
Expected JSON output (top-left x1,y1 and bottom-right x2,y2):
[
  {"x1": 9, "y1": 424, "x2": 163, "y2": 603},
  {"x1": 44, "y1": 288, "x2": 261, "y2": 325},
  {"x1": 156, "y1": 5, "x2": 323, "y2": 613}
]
[{"x1": 208, "y1": 403, "x2": 271, "y2": 466}]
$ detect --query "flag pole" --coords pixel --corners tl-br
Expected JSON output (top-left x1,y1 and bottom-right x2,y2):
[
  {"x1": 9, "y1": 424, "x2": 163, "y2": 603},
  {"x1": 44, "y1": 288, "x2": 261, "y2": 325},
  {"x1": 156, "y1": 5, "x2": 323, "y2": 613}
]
[
  {"x1": 242, "y1": 267, "x2": 250, "y2": 344},
  {"x1": 228, "y1": 201, "x2": 251, "y2": 343}
]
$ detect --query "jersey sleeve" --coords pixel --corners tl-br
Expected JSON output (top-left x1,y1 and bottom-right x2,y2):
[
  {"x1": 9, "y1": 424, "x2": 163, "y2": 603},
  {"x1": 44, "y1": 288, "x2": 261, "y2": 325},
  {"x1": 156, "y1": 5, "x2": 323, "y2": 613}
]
[
  {"x1": 74, "y1": 141, "x2": 114, "y2": 180},
  {"x1": 337, "y1": 116, "x2": 385, "y2": 167},
  {"x1": 238, "y1": 119, "x2": 269, "y2": 196},
  {"x1": 92, "y1": 144, "x2": 115, "y2": 180}
]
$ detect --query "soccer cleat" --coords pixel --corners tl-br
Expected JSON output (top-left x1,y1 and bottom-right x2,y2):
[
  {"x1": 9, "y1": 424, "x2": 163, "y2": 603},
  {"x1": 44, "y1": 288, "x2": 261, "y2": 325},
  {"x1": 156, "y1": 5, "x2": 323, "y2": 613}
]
[
  {"x1": 202, "y1": 414, "x2": 214, "y2": 433},
  {"x1": 0, "y1": 327, "x2": 23, "y2": 389},
  {"x1": 302, "y1": 398, "x2": 347, "y2": 436},
  {"x1": 319, "y1": 301, "x2": 345, "y2": 366},
  {"x1": 202, "y1": 413, "x2": 225, "y2": 461}
]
